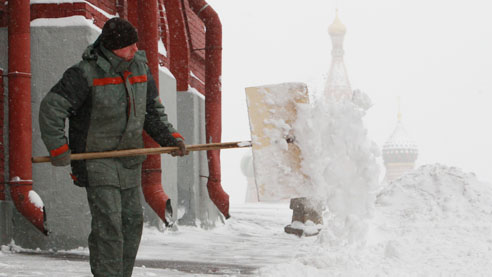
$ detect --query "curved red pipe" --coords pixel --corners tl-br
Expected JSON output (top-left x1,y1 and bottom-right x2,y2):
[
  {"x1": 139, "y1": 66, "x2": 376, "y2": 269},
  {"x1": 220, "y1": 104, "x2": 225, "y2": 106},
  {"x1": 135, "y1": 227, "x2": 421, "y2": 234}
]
[
  {"x1": 189, "y1": 0, "x2": 229, "y2": 219},
  {"x1": 8, "y1": 0, "x2": 47, "y2": 234},
  {"x1": 136, "y1": 0, "x2": 173, "y2": 225}
]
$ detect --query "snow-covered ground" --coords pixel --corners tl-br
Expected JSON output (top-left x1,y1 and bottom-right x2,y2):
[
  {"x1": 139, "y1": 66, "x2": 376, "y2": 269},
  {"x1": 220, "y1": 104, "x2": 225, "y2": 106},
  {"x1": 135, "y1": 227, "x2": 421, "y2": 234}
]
[
  {"x1": 261, "y1": 164, "x2": 492, "y2": 276},
  {"x1": 0, "y1": 203, "x2": 316, "y2": 276},
  {"x1": 2, "y1": 164, "x2": 492, "y2": 276},
  {"x1": 3, "y1": 89, "x2": 491, "y2": 276}
]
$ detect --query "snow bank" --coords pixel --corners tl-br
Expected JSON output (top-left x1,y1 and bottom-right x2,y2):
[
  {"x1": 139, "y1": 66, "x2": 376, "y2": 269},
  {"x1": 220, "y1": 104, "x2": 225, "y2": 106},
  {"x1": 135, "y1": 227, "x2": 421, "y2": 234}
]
[
  {"x1": 260, "y1": 164, "x2": 492, "y2": 276},
  {"x1": 377, "y1": 164, "x2": 492, "y2": 221}
]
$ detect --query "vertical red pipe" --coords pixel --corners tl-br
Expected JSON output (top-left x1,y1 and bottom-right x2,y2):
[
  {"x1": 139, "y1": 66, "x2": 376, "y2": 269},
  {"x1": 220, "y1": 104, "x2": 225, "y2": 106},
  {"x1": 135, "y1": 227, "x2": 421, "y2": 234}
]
[
  {"x1": 8, "y1": 0, "x2": 47, "y2": 234},
  {"x1": 127, "y1": 0, "x2": 138, "y2": 28},
  {"x1": 163, "y1": 0, "x2": 190, "y2": 91},
  {"x1": 138, "y1": 0, "x2": 159, "y2": 89},
  {"x1": 116, "y1": 0, "x2": 127, "y2": 19},
  {"x1": 137, "y1": 0, "x2": 172, "y2": 225},
  {"x1": 0, "y1": 70, "x2": 4, "y2": 201},
  {"x1": 157, "y1": 0, "x2": 169, "y2": 53},
  {"x1": 189, "y1": 0, "x2": 229, "y2": 218}
]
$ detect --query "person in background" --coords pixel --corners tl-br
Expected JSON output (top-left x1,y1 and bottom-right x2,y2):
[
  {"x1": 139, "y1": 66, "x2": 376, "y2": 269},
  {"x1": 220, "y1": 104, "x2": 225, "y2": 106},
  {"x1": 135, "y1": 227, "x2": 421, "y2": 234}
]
[{"x1": 39, "y1": 17, "x2": 189, "y2": 277}]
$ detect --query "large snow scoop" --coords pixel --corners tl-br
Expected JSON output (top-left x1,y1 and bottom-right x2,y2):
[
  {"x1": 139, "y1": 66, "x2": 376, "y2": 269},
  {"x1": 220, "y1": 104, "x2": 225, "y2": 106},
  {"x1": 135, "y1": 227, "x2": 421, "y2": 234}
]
[
  {"x1": 31, "y1": 141, "x2": 252, "y2": 163},
  {"x1": 245, "y1": 82, "x2": 309, "y2": 202}
]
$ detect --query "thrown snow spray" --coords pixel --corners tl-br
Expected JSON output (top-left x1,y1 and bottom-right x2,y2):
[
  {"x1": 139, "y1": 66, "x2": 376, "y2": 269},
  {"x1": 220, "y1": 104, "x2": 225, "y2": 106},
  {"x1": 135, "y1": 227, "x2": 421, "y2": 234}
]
[
  {"x1": 288, "y1": 11, "x2": 380, "y2": 246},
  {"x1": 292, "y1": 90, "x2": 380, "y2": 246}
]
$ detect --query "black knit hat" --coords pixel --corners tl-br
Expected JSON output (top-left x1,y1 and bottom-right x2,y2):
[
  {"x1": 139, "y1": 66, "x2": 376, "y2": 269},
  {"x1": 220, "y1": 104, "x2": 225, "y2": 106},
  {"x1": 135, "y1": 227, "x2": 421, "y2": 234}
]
[{"x1": 100, "y1": 18, "x2": 138, "y2": 50}]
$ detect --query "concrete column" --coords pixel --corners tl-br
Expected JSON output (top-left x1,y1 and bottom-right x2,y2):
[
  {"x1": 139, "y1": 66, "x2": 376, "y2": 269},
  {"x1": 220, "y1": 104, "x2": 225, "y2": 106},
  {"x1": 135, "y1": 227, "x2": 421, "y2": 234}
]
[
  {"x1": 14, "y1": 24, "x2": 99, "y2": 249},
  {"x1": 177, "y1": 90, "x2": 220, "y2": 227},
  {"x1": 0, "y1": 200, "x2": 12, "y2": 245}
]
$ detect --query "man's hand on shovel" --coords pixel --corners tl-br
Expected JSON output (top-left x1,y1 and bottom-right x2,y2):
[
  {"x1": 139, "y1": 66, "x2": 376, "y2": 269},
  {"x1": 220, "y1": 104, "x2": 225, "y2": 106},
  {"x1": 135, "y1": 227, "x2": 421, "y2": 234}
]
[{"x1": 170, "y1": 140, "x2": 189, "y2": 157}]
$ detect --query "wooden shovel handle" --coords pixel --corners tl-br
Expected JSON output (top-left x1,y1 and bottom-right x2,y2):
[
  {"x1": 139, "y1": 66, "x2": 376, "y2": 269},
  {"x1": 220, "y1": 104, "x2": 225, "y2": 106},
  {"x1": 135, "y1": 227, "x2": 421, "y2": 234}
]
[{"x1": 32, "y1": 141, "x2": 252, "y2": 163}]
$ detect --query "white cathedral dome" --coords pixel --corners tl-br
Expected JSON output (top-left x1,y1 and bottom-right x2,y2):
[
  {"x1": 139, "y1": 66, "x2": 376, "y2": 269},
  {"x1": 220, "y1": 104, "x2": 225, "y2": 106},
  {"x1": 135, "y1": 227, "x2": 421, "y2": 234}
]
[
  {"x1": 328, "y1": 14, "x2": 346, "y2": 35},
  {"x1": 382, "y1": 118, "x2": 418, "y2": 163}
]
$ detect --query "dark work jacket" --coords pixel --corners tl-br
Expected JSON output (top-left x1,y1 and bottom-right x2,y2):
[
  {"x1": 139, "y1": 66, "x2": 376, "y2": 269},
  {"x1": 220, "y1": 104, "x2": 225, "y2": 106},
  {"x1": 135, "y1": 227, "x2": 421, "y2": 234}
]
[{"x1": 39, "y1": 41, "x2": 183, "y2": 188}]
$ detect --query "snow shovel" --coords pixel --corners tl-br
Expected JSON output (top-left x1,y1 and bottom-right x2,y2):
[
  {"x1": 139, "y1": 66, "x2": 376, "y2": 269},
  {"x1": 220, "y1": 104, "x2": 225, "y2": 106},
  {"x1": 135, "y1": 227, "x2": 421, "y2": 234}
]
[
  {"x1": 31, "y1": 141, "x2": 252, "y2": 163},
  {"x1": 245, "y1": 82, "x2": 309, "y2": 202}
]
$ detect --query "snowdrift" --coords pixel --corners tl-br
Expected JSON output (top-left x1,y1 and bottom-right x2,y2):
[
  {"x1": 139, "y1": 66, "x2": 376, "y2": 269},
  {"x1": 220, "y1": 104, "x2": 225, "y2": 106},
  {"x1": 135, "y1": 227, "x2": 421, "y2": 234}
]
[
  {"x1": 261, "y1": 164, "x2": 492, "y2": 276},
  {"x1": 377, "y1": 164, "x2": 492, "y2": 221}
]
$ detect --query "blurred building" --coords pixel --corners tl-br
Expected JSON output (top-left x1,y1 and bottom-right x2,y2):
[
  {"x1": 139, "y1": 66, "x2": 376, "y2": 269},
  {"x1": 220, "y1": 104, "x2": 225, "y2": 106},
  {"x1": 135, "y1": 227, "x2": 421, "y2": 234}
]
[{"x1": 382, "y1": 111, "x2": 419, "y2": 182}]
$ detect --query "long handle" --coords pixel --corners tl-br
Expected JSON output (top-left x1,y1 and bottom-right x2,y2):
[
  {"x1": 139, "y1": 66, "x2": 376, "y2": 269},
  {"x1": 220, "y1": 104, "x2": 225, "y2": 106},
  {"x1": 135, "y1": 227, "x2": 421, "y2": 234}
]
[{"x1": 32, "y1": 141, "x2": 252, "y2": 163}]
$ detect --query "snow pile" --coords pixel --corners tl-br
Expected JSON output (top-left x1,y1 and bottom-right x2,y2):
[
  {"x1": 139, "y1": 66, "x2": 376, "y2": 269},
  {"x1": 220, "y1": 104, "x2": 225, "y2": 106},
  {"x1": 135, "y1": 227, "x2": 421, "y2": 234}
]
[
  {"x1": 377, "y1": 164, "x2": 492, "y2": 221},
  {"x1": 260, "y1": 164, "x2": 492, "y2": 276},
  {"x1": 292, "y1": 93, "x2": 380, "y2": 245},
  {"x1": 369, "y1": 164, "x2": 492, "y2": 275}
]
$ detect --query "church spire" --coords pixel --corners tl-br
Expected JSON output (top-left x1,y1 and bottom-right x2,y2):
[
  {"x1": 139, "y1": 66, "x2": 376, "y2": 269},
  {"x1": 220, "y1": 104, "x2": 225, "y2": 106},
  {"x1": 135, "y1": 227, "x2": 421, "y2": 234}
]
[
  {"x1": 397, "y1": 96, "x2": 402, "y2": 122},
  {"x1": 328, "y1": 10, "x2": 346, "y2": 36},
  {"x1": 382, "y1": 98, "x2": 419, "y2": 182},
  {"x1": 324, "y1": 11, "x2": 352, "y2": 101}
]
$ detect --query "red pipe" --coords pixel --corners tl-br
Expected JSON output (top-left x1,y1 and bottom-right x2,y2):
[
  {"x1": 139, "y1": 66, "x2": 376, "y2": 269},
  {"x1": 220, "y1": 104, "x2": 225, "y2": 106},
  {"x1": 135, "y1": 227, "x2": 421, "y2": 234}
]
[
  {"x1": 0, "y1": 70, "x2": 4, "y2": 201},
  {"x1": 189, "y1": 0, "x2": 229, "y2": 218},
  {"x1": 8, "y1": 0, "x2": 47, "y2": 234},
  {"x1": 116, "y1": 0, "x2": 127, "y2": 19},
  {"x1": 138, "y1": 0, "x2": 159, "y2": 89},
  {"x1": 137, "y1": 0, "x2": 173, "y2": 225},
  {"x1": 127, "y1": 0, "x2": 138, "y2": 28},
  {"x1": 158, "y1": 0, "x2": 169, "y2": 54},
  {"x1": 163, "y1": 0, "x2": 190, "y2": 91}
]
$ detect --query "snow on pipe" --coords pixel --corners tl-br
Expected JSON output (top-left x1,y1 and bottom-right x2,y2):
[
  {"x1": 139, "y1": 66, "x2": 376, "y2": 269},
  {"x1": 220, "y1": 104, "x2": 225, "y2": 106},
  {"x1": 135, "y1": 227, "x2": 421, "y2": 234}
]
[
  {"x1": 8, "y1": 0, "x2": 47, "y2": 235},
  {"x1": 189, "y1": 0, "x2": 230, "y2": 219},
  {"x1": 137, "y1": 0, "x2": 173, "y2": 224}
]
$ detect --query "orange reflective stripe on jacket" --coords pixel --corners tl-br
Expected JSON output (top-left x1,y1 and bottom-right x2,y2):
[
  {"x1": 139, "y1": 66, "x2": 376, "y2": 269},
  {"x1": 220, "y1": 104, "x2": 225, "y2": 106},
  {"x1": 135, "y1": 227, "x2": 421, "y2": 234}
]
[{"x1": 92, "y1": 74, "x2": 147, "y2": 87}]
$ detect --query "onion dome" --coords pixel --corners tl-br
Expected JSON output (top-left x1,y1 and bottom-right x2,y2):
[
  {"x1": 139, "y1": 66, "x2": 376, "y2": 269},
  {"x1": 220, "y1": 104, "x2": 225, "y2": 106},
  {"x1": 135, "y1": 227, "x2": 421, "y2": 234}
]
[
  {"x1": 382, "y1": 114, "x2": 418, "y2": 163},
  {"x1": 328, "y1": 12, "x2": 346, "y2": 35}
]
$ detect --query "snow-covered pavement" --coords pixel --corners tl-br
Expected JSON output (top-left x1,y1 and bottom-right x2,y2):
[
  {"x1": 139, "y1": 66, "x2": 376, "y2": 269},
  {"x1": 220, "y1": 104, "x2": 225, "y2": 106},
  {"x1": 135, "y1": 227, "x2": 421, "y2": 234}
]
[
  {"x1": 0, "y1": 203, "x2": 314, "y2": 276},
  {"x1": 3, "y1": 165, "x2": 492, "y2": 277}
]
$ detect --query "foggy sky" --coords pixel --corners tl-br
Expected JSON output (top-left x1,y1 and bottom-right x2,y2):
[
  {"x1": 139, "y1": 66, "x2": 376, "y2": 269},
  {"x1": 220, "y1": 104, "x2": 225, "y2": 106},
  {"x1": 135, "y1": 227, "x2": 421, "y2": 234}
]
[{"x1": 207, "y1": 0, "x2": 492, "y2": 202}]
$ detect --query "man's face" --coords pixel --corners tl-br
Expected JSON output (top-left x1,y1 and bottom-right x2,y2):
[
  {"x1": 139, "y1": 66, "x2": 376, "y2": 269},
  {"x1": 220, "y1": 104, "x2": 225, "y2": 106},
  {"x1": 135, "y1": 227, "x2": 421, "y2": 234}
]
[{"x1": 113, "y1": 43, "x2": 138, "y2": 61}]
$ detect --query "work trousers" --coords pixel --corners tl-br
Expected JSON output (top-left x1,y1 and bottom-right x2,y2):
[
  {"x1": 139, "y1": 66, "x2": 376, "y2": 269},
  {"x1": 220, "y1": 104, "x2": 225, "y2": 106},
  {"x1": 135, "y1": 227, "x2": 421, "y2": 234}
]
[{"x1": 86, "y1": 185, "x2": 144, "y2": 277}]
